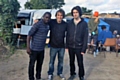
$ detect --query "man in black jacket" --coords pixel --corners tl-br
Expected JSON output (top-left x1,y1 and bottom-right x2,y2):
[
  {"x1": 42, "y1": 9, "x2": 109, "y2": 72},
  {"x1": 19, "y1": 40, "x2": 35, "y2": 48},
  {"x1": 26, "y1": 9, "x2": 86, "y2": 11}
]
[
  {"x1": 47, "y1": 9, "x2": 67, "y2": 80},
  {"x1": 66, "y1": 6, "x2": 88, "y2": 80}
]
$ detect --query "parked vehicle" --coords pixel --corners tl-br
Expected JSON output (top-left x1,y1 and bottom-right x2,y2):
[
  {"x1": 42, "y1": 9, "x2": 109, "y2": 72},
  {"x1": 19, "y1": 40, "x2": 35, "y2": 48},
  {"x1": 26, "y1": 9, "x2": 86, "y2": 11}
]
[{"x1": 12, "y1": 9, "x2": 57, "y2": 47}]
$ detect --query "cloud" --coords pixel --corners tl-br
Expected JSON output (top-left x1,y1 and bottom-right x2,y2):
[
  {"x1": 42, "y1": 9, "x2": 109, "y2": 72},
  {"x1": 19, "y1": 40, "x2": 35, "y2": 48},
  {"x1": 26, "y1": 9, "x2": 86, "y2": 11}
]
[
  {"x1": 87, "y1": 0, "x2": 105, "y2": 6},
  {"x1": 92, "y1": 0, "x2": 120, "y2": 13},
  {"x1": 63, "y1": 0, "x2": 120, "y2": 13},
  {"x1": 18, "y1": 0, "x2": 120, "y2": 13},
  {"x1": 18, "y1": 0, "x2": 27, "y2": 9},
  {"x1": 65, "y1": 0, "x2": 87, "y2": 4}
]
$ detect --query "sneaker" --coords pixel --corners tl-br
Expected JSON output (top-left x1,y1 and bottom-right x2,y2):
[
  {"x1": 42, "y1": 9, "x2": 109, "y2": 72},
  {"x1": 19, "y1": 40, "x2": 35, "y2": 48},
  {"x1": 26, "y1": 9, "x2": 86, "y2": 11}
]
[
  {"x1": 48, "y1": 75, "x2": 53, "y2": 80},
  {"x1": 36, "y1": 79, "x2": 44, "y2": 80},
  {"x1": 93, "y1": 51, "x2": 96, "y2": 57},
  {"x1": 79, "y1": 77, "x2": 84, "y2": 80},
  {"x1": 96, "y1": 49, "x2": 99, "y2": 55},
  {"x1": 58, "y1": 74, "x2": 66, "y2": 80},
  {"x1": 67, "y1": 75, "x2": 76, "y2": 80},
  {"x1": 36, "y1": 78, "x2": 41, "y2": 80}
]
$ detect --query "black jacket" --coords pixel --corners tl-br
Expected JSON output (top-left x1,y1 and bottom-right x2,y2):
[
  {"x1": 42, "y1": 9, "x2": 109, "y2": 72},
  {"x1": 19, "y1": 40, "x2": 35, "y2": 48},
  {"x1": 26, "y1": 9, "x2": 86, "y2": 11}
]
[
  {"x1": 49, "y1": 19, "x2": 67, "y2": 48},
  {"x1": 66, "y1": 18, "x2": 88, "y2": 53}
]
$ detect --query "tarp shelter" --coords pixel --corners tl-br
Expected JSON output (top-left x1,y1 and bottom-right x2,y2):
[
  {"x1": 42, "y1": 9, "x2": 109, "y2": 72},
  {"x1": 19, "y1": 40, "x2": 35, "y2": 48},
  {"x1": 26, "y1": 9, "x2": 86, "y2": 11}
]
[
  {"x1": 104, "y1": 18, "x2": 120, "y2": 34},
  {"x1": 84, "y1": 18, "x2": 110, "y2": 34}
]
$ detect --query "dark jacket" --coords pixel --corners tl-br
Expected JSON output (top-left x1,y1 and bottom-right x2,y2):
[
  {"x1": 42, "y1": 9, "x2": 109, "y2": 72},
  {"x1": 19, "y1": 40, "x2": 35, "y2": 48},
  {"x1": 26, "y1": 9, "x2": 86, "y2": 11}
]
[
  {"x1": 49, "y1": 19, "x2": 67, "y2": 48},
  {"x1": 28, "y1": 20, "x2": 49, "y2": 51},
  {"x1": 66, "y1": 18, "x2": 88, "y2": 53}
]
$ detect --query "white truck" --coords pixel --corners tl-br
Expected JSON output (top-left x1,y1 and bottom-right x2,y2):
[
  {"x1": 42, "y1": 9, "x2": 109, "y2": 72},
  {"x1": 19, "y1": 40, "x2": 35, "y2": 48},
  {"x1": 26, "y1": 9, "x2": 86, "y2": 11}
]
[{"x1": 12, "y1": 9, "x2": 57, "y2": 47}]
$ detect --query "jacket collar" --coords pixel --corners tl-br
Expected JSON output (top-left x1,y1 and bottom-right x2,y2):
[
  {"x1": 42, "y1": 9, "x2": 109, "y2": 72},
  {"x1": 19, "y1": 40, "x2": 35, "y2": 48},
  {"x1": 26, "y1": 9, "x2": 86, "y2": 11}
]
[{"x1": 71, "y1": 18, "x2": 84, "y2": 24}]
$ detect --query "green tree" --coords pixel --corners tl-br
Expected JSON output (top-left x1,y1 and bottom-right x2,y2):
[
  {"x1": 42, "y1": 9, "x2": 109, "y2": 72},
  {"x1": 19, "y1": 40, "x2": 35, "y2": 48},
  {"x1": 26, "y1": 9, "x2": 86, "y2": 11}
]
[
  {"x1": 24, "y1": 1, "x2": 33, "y2": 9},
  {"x1": 82, "y1": 7, "x2": 92, "y2": 14},
  {"x1": 46, "y1": 0, "x2": 65, "y2": 9},
  {"x1": 114, "y1": 11, "x2": 117, "y2": 15},
  {"x1": 0, "y1": 0, "x2": 20, "y2": 44},
  {"x1": 24, "y1": 0, "x2": 65, "y2": 9}
]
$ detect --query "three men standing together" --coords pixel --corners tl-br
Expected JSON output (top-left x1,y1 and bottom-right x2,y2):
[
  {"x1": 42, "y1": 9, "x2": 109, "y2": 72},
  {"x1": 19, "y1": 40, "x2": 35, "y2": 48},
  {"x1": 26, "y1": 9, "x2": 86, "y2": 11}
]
[{"x1": 27, "y1": 6, "x2": 88, "y2": 80}]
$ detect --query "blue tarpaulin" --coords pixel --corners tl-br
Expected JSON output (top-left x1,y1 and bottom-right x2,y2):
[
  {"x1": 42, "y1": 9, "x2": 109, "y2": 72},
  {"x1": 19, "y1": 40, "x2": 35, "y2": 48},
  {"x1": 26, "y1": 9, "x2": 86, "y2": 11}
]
[{"x1": 84, "y1": 18, "x2": 110, "y2": 34}]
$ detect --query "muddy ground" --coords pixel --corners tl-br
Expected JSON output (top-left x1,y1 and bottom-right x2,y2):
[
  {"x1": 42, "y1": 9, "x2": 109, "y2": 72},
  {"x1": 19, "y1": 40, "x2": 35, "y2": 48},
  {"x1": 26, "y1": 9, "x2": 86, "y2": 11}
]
[{"x1": 0, "y1": 48, "x2": 120, "y2": 80}]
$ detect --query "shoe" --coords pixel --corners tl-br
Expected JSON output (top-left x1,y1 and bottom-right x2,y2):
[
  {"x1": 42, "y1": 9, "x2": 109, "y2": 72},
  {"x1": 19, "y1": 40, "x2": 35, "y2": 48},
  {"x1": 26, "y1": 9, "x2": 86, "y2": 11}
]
[
  {"x1": 36, "y1": 79, "x2": 43, "y2": 80},
  {"x1": 67, "y1": 75, "x2": 76, "y2": 80},
  {"x1": 79, "y1": 77, "x2": 84, "y2": 80},
  {"x1": 48, "y1": 75, "x2": 53, "y2": 80},
  {"x1": 36, "y1": 78, "x2": 41, "y2": 80},
  {"x1": 96, "y1": 49, "x2": 99, "y2": 55},
  {"x1": 36, "y1": 78, "x2": 44, "y2": 80},
  {"x1": 93, "y1": 51, "x2": 96, "y2": 57},
  {"x1": 58, "y1": 74, "x2": 66, "y2": 80},
  {"x1": 36, "y1": 79, "x2": 42, "y2": 80}
]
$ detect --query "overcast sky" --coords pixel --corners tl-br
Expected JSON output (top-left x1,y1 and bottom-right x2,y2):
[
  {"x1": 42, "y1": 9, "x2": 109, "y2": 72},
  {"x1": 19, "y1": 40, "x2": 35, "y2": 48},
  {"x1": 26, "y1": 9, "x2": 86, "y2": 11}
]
[{"x1": 18, "y1": 0, "x2": 120, "y2": 13}]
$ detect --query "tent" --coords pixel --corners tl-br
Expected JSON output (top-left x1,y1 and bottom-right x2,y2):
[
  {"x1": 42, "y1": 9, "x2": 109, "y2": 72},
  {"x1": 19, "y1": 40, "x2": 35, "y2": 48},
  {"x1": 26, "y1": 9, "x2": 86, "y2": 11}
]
[
  {"x1": 104, "y1": 18, "x2": 120, "y2": 34},
  {"x1": 84, "y1": 18, "x2": 110, "y2": 34}
]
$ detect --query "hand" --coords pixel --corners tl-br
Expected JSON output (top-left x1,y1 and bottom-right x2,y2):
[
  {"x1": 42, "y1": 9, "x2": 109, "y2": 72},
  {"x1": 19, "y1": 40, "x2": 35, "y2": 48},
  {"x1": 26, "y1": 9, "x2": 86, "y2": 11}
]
[
  {"x1": 26, "y1": 48, "x2": 31, "y2": 55},
  {"x1": 94, "y1": 17, "x2": 99, "y2": 23},
  {"x1": 81, "y1": 52, "x2": 85, "y2": 55},
  {"x1": 65, "y1": 48, "x2": 68, "y2": 53}
]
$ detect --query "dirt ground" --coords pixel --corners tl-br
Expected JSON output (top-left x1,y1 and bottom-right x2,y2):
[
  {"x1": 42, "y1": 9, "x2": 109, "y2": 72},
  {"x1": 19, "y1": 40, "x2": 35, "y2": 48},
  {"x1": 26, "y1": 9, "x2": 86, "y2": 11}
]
[{"x1": 0, "y1": 48, "x2": 120, "y2": 80}]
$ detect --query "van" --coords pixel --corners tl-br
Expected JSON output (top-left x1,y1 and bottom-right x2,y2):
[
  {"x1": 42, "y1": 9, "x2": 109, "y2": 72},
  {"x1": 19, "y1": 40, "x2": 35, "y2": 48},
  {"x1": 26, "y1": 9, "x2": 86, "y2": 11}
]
[{"x1": 12, "y1": 9, "x2": 57, "y2": 47}]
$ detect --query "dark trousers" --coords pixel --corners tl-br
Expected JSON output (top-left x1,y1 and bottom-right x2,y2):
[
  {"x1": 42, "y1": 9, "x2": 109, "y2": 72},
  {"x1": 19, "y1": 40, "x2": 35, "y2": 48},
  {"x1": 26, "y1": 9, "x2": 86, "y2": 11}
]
[
  {"x1": 68, "y1": 48, "x2": 85, "y2": 77},
  {"x1": 28, "y1": 50, "x2": 44, "y2": 80}
]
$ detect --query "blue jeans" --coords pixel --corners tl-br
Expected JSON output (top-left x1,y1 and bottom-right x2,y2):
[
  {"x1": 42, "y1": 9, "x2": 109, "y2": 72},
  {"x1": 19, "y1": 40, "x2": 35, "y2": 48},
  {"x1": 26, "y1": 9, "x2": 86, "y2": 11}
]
[{"x1": 48, "y1": 47, "x2": 65, "y2": 75}]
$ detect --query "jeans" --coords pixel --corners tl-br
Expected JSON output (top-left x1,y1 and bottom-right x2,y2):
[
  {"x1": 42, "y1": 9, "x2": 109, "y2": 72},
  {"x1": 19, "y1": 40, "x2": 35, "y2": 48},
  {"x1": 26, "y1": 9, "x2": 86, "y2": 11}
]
[
  {"x1": 68, "y1": 48, "x2": 85, "y2": 77},
  {"x1": 88, "y1": 35, "x2": 98, "y2": 45},
  {"x1": 48, "y1": 47, "x2": 65, "y2": 75},
  {"x1": 28, "y1": 50, "x2": 44, "y2": 80},
  {"x1": 89, "y1": 35, "x2": 99, "y2": 52}
]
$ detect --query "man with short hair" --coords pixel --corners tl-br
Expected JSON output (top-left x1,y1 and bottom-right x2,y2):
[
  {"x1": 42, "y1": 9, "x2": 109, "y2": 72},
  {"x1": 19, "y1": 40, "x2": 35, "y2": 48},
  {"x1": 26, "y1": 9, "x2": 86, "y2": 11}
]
[
  {"x1": 113, "y1": 30, "x2": 118, "y2": 38},
  {"x1": 66, "y1": 6, "x2": 88, "y2": 80},
  {"x1": 27, "y1": 12, "x2": 51, "y2": 80},
  {"x1": 47, "y1": 9, "x2": 67, "y2": 80}
]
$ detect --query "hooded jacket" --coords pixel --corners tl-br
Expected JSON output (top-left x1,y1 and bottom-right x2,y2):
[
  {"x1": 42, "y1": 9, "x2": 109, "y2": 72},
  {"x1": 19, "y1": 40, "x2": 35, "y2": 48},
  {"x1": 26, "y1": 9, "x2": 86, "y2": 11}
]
[
  {"x1": 66, "y1": 18, "x2": 88, "y2": 53},
  {"x1": 98, "y1": 30, "x2": 113, "y2": 44}
]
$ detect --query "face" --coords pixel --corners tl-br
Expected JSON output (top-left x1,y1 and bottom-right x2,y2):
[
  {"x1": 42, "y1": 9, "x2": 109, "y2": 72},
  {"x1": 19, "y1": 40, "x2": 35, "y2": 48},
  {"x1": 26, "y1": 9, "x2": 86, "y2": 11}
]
[
  {"x1": 43, "y1": 14, "x2": 51, "y2": 24},
  {"x1": 113, "y1": 31, "x2": 117, "y2": 34},
  {"x1": 73, "y1": 9, "x2": 80, "y2": 19},
  {"x1": 56, "y1": 12, "x2": 63, "y2": 22}
]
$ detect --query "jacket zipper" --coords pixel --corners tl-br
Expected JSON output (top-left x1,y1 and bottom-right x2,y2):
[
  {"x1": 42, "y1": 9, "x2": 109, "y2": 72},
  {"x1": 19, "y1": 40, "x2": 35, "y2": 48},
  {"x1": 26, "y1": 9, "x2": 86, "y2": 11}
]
[{"x1": 74, "y1": 25, "x2": 77, "y2": 48}]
